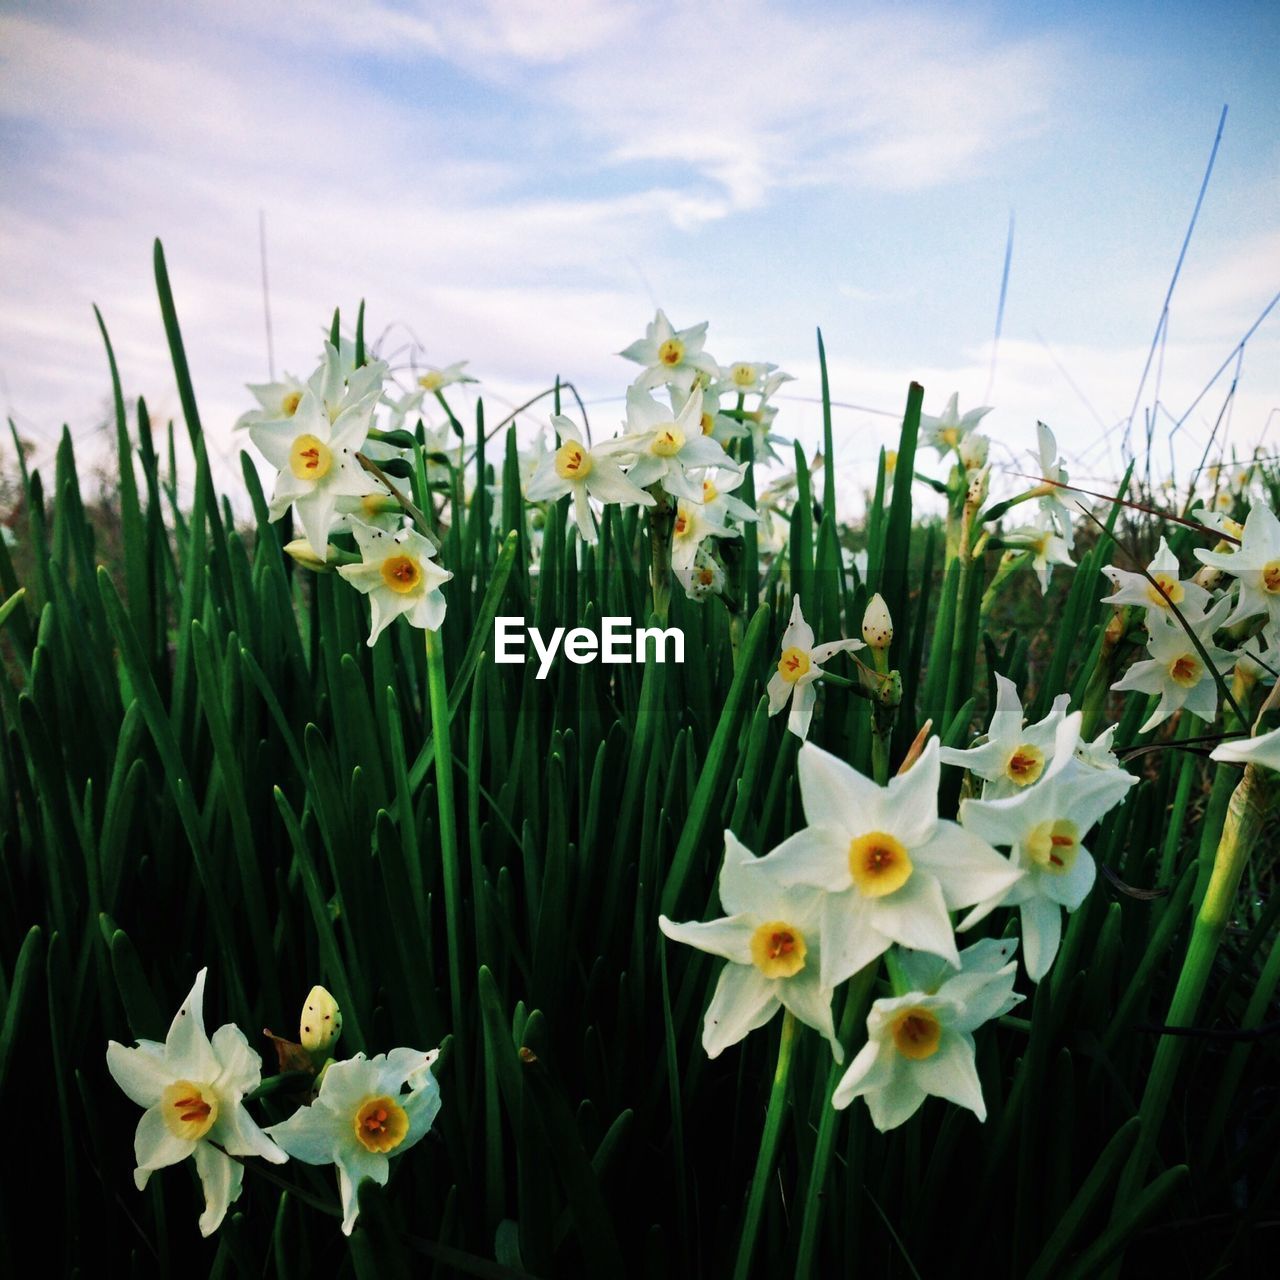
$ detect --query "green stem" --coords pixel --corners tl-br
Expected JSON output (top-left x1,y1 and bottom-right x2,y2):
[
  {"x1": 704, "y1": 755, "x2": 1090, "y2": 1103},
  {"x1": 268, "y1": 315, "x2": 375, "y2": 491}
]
[
  {"x1": 647, "y1": 490, "x2": 674, "y2": 622},
  {"x1": 733, "y1": 1010, "x2": 798, "y2": 1280},
  {"x1": 425, "y1": 625, "x2": 467, "y2": 1109},
  {"x1": 1111, "y1": 762, "x2": 1269, "y2": 1230}
]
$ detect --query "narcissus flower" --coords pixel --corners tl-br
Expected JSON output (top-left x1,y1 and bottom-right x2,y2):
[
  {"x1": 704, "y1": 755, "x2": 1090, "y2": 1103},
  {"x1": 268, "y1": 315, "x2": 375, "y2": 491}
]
[
  {"x1": 1210, "y1": 724, "x2": 1280, "y2": 772},
  {"x1": 1195, "y1": 502, "x2": 1280, "y2": 629},
  {"x1": 525, "y1": 415, "x2": 655, "y2": 543},
  {"x1": 604, "y1": 386, "x2": 733, "y2": 502},
  {"x1": 831, "y1": 939, "x2": 1022, "y2": 1129},
  {"x1": 959, "y1": 715, "x2": 1135, "y2": 980},
  {"x1": 235, "y1": 374, "x2": 308, "y2": 431},
  {"x1": 620, "y1": 309, "x2": 720, "y2": 394},
  {"x1": 921, "y1": 393, "x2": 992, "y2": 461},
  {"x1": 698, "y1": 468, "x2": 759, "y2": 528},
  {"x1": 671, "y1": 498, "x2": 735, "y2": 571},
  {"x1": 715, "y1": 360, "x2": 789, "y2": 398},
  {"x1": 250, "y1": 385, "x2": 381, "y2": 556},
  {"x1": 757, "y1": 739, "x2": 1023, "y2": 986},
  {"x1": 1031, "y1": 423, "x2": 1078, "y2": 550},
  {"x1": 1006, "y1": 521, "x2": 1074, "y2": 592},
  {"x1": 337, "y1": 520, "x2": 452, "y2": 644},
  {"x1": 105, "y1": 969, "x2": 286, "y2": 1236},
  {"x1": 415, "y1": 360, "x2": 476, "y2": 393},
  {"x1": 940, "y1": 673, "x2": 1071, "y2": 799},
  {"x1": 267, "y1": 1049, "x2": 441, "y2": 1235},
  {"x1": 766, "y1": 596, "x2": 865, "y2": 740},
  {"x1": 1111, "y1": 596, "x2": 1233, "y2": 732},
  {"x1": 659, "y1": 832, "x2": 843, "y2": 1061},
  {"x1": 1102, "y1": 537, "x2": 1210, "y2": 623},
  {"x1": 677, "y1": 549, "x2": 726, "y2": 601}
]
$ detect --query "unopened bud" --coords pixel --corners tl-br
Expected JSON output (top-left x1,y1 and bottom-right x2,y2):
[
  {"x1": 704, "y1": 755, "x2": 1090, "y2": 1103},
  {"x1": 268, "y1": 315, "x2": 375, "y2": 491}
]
[
  {"x1": 862, "y1": 593, "x2": 893, "y2": 650},
  {"x1": 299, "y1": 985, "x2": 342, "y2": 1055},
  {"x1": 959, "y1": 433, "x2": 989, "y2": 470},
  {"x1": 284, "y1": 539, "x2": 335, "y2": 572}
]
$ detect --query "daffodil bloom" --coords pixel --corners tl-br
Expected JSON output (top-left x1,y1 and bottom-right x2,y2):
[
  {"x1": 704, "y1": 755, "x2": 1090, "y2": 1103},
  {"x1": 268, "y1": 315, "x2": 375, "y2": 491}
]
[
  {"x1": 921, "y1": 392, "x2": 992, "y2": 461},
  {"x1": 658, "y1": 832, "x2": 844, "y2": 1060},
  {"x1": 1211, "y1": 725, "x2": 1280, "y2": 772},
  {"x1": 671, "y1": 498, "x2": 735, "y2": 571},
  {"x1": 337, "y1": 520, "x2": 452, "y2": 644},
  {"x1": 766, "y1": 596, "x2": 866, "y2": 740},
  {"x1": 1074, "y1": 723, "x2": 1123, "y2": 771},
  {"x1": 831, "y1": 939, "x2": 1023, "y2": 1129},
  {"x1": 105, "y1": 969, "x2": 287, "y2": 1236},
  {"x1": 758, "y1": 739, "x2": 1023, "y2": 986},
  {"x1": 698, "y1": 468, "x2": 758, "y2": 528},
  {"x1": 1005, "y1": 520, "x2": 1074, "y2": 592},
  {"x1": 1111, "y1": 596, "x2": 1233, "y2": 732},
  {"x1": 415, "y1": 360, "x2": 476, "y2": 393},
  {"x1": 619, "y1": 308, "x2": 720, "y2": 394},
  {"x1": 1102, "y1": 537, "x2": 1211, "y2": 622},
  {"x1": 250, "y1": 384, "x2": 381, "y2": 556},
  {"x1": 715, "y1": 360, "x2": 787, "y2": 398},
  {"x1": 525, "y1": 415, "x2": 655, "y2": 543},
  {"x1": 940, "y1": 673, "x2": 1072, "y2": 799},
  {"x1": 1194, "y1": 502, "x2": 1280, "y2": 630},
  {"x1": 235, "y1": 374, "x2": 308, "y2": 431},
  {"x1": 673, "y1": 384, "x2": 748, "y2": 446},
  {"x1": 959, "y1": 715, "x2": 1135, "y2": 980},
  {"x1": 309, "y1": 341, "x2": 388, "y2": 423},
  {"x1": 603, "y1": 386, "x2": 734, "y2": 502},
  {"x1": 267, "y1": 1049, "x2": 441, "y2": 1235},
  {"x1": 1031, "y1": 423, "x2": 1077, "y2": 550},
  {"x1": 677, "y1": 549, "x2": 726, "y2": 600}
]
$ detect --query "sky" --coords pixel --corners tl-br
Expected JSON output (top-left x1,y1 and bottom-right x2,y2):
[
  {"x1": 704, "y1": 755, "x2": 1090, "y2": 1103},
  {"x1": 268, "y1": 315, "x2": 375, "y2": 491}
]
[{"x1": 2, "y1": 0, "x2": 1278, "y2": 507}]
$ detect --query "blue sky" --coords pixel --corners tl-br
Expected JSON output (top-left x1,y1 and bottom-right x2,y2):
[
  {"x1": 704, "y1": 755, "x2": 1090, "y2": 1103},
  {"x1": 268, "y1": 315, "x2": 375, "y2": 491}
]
[{"x1": 1, "y1": 0, "x2": 1277, "y2": 502}]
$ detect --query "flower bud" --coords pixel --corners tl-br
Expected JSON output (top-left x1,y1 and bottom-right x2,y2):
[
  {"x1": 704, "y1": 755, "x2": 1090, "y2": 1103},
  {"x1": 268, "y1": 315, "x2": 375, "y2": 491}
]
[
  {"x1": 959, "y1": 432, "x2": 989, "y2": 470},
  {"x1": 862, "y1": 594, "x2": 893, "y2": 650},
  {"x1": 300, "y1": 985, "x2": 342, "y2": 1055},
  {"x1": 284, "y1": 539, "x2": 335, "y2": 572}
]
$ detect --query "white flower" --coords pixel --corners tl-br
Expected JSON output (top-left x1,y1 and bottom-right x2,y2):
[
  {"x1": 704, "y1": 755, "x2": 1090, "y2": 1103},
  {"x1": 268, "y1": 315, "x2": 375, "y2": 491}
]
[
  {"x1": 757, "y1": 739, "x2": 1023, "y2": 985},
  {"x1": 1074, "y1": 724, "x2": 1123, "y2": 770},
  {"x1": 267, "y1": 1049, "x2": 441, "y2": 1235},
  {"x1": 921, "y1": 393, "x2": 992, "y2": 461},
  {"x1": 337, "y1": 520, "x2": 452, "y2": 644},
  {"x1": 604, "y1": 386, "x2": 734, "y2": 502},
  {"x1": 1032, "y1": 423, "x2": 1077, "y2": 550},
  {"x1": 674, "y1": 384, "x2": 748, "y2": 446},
  {"x1": 698, "y1": 468, "x2": 758, "y2": 528},
  {"x1": 105, "y1": 970, "x2": 286, "y2": 1237},
  {"x1": 235, "y1": 374, "x2": 308, "y2": 431},
  {"x1": 415, "y1": 360, "x2": 476, "y2": 393},
  {"x1": 959, "y1": 715, "x2": 1135, "y2": 980},
  {"x1": 659, "y1": 832, "x2": 843, "y2": 1061},
  {"x1": 1194, "y1": 502, "x2": 1280, "y2": 630},
  {"x1": 1101, "y1": 537, "x2": 1211, "y2": 623},
  {"x1": 309, "y1": 341, "x2": 388, "y2": 424},
  {"x1": 671, "y1": 498, "x2": 735, "y2": 571},
  {"x1": 676, "y1": 549, "x2": 726, "y2": 601},
  {"x1": 861, "y1": 593, "x2": 892, "y2": 650},
  {"x1": 940, "y1": 673, "x2": 1072, "y2": 799},
  {"x1": 619, "y1": 309, "x2": 719, "y2": 394},
  {"x1": 1211, "y1": 725, "x2": 1280, "y2": 772},
  {"x1": 1111, "y1": 596, "x2": 1233, "y2": 732},
  {"x1": 715, "y1": 361, "x2": 789, "y2": 398},
  {"x1": 766, "y1": 596, "x2": 865, "y2": 740},
  {"x1": 525, "y1": 415, "x2": 655, "y2": 543},
  {"x1": 250, "y1": 384, "x2": 381, "y2": 556},
  {"x1": 831, "y1": 939, "x2": 1022, "y2": 1129},
  {"x1": 959, "y1": 432, "x2": 990, "y2": 471},
  {"x1": 1005, "y1": 520, "x2": 1074, "y2": 592}
]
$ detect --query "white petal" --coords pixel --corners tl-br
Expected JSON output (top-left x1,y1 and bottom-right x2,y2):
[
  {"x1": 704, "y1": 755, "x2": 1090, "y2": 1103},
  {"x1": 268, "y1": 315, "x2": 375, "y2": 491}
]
[
  {"x1": 864, "y1": 1066, "x2": 929, "y2": 1131},
  {"x1": 913, "y1": 821, "x2": 1025, "y2": 909},
  {"x1": 797, "y1": 742, "x2": 887, "y2": 833},
  {"x1": 831, "y1": 1039, "x2": 889, "y2": 1110},
  {"x1": 755, "y1": 825, "x2": 851, "y2": 891},
  {"x1": 266, "y1": 1104, "x2": 341, "y2": 1165},
  {"x1": 194, "y1": 1142, "x2": 244, "y2": 1237},
  {"x1": 164, "y1": 969, "x2": 219, "y2": 1082},
  {"x1": 1020, "y1": 896, "x2": 1063, "y2": 982},
  {"x1": 658, "y1": 914, "x2": 755, "y2": 964},
  {"x1": 766, "y1": 671, "x2": 791, "y2": 716},
  {"x1": 210, "y1": 1023, "x2": 263, "y2": 1098},
  {"x1": 913, "y1": 1031, "x2": 986, "y2": 1119},
  {"x1": 788, "y1": 682, "x2": 817, "y2": 740},
  {"x1": 778, "y1": 970, "x2": 844, "y2": 1062},
  {"x1": 336, "y1": 1146, "x2": 390, "y2": 1236},
  {"x1": 701, "y1": 965, "x2": 779, "y2": 1058},
  {"x1": 868, "y1": 872, "x2": 959, "y2": 965},
  {"x1": 106, "y1": 1040, "x2": 169, "y2": 1108},
  {"x1": 820, "y1": 890, "x2": 891, "y2": 987},
  {"x1": 134, "y1": 1105, "x2": 195, "y2": 1182},
  {"x1": 1041, "y1": 846, "x2": 1096, "y2": 911}
]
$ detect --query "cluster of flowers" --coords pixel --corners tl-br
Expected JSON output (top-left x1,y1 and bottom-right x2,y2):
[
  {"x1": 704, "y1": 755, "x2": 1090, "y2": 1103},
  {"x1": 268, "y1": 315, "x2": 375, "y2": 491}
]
[
  {"x1": 661, "y1": 632, "x2": 1138, "y2": 1130},
  {"x1": 238, "y1": 341, "x2": 459, "y2": 643},
  {"x1": 107, "y1": 971, "x2": 440, "y2": 1236},
  {"x1": 1104, "y1": 500, "x2": 1280, "y2": 734},
  {"x1": 514, "y1": 309, "x2": 792, "y2": 599}
]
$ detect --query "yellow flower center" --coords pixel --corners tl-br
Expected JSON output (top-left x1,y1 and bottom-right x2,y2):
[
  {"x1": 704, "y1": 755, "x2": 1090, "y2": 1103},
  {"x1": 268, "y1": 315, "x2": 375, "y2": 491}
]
[
  {"x1": 554, "y1": 442, "x2": 592, "y2": 480},
  {"x1": 380, "y1": 554, "x2": 422, "y2": 594},
  {"x1": 891, "y1": 1007, "x2": 942, "y2": 1060},
  {"x1": 673, "y1": 508, "x2": 695, "y2": 540},
  {"x1": 161, "y1": 1080, "x2": 218, "y2": 1141},
  {"x1": 702, "y1": 479, "x2": 718, "y2": 502},
  {"x1": 658, "y1": 338, "x2": 684, "y2": 367},
  {"x1": 1168, "y1": 654, "x2": 1200, "y2": 687},
  {"x1": 848, "y1": 831, "x2": 912, "y2": 898},
  {"x1": 1025, "y1": 819, "x2": 1079, "y2": 873},
  {"x1": 1146, "y1": 573, "x2": 1184, "y2": 608},
  {"x1": 731, "y1": 363, "x2": 756, "y2": 388},
  {"x1": 418, "y1": 371, "x2": 444, "y2": 391},
  {"x1": 777, "y1": 646, "x2": 811, "y2": 684},
  {"x1": 289, "y1": 434, "x2": 332, "y2": 481},
  {"x1": 701, "y1": 411, "x2": 716, "y2": 435},
  {"x1": 1263, "y1": 560, "x2": 1280, "y2": 593},
  {"x1": 353, "y1": 1095, "x2": 410, "y2": 1154},
  {"x1": 652, "y1": 426, "x2": 685, "y2": 457},
  {"x1": 697, "y1": 567, "x2": 715, "y2": 586},
  {"x1": 884, "y1": 449, "x2": 898, "y2": 474},
  {"x1": 939, "y1": 427, "x2": 960, "y2": 448},
  {"x1": 749, "y1": 920, "x2": 807, "y2": 979},
  {"x1": 1004, "y1": 744, "x2": 1045, "y2": 787},
  {"x1": 281, "y1": 390, "x2": 302, "y2": 417}
]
